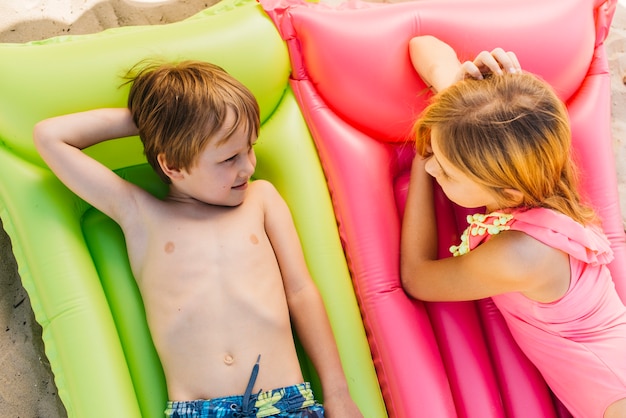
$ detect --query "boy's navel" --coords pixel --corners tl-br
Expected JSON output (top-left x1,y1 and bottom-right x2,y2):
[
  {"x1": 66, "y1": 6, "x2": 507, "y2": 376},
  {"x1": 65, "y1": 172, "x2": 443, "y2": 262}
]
[{"x1": 224, "y1": 354, "x2": 235, "y2": 365}]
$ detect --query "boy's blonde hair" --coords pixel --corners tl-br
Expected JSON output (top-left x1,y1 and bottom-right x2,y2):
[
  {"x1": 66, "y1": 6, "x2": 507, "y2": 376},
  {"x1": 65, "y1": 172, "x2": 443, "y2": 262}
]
[
  {"x1": 124, "y1": 60, "x2": 260, "y2": 183},
  {"x1": 413, "y1": 72, "x2": 597, "y2": 225}
]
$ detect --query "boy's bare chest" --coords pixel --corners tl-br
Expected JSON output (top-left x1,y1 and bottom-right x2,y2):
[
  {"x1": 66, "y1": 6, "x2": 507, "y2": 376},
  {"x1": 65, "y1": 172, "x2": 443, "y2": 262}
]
[
  {"x1": 136, "y1": 208, "x2": 288, "y2": 345},
  {"x1": 145, "y1": 212, "x2": 272, "y2": 279},
  {"x1": 126, "y1": 199, "x2": 268, "y2": 278},
  {"x1": 134, "y1": 207, "x2": 287, "y2": 336}
]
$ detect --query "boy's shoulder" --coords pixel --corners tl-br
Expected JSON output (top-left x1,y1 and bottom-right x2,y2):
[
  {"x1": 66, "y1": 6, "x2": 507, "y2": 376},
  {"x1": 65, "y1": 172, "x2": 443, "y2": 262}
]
[
  {"x1": 250, "y1": 178, "x2": 275, "y2": 189},
  {"x1": 249, "y1": 179, "x2": 280, "y2": 197},
  {"x1": 248, "y1": 179, "x2": 286, "y2": 210}
]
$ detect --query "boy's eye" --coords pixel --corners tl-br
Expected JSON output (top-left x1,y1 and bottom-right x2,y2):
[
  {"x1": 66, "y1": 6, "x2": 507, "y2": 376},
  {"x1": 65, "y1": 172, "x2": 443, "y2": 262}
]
[{"x1": 223, "y1": 154, "x2": 238, "y2": 163}]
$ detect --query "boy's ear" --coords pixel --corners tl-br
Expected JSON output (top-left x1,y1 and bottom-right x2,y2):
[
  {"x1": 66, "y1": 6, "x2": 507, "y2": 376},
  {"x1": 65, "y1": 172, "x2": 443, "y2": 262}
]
[{"x1": 157, "y1": 153, "x2": 183, "y2": 180}]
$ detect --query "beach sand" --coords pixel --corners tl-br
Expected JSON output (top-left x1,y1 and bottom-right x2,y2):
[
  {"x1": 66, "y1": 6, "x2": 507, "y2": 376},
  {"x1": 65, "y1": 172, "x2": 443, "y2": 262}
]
[{"x1": 0, "y1": 1, "x2": 624, "y2": 417}]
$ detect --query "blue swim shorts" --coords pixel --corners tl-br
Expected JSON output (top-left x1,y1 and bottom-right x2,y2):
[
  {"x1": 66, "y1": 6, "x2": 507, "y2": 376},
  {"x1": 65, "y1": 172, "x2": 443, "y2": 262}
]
[{"x1": 164, "y1": 382, "x2": 324, "y2": 418}]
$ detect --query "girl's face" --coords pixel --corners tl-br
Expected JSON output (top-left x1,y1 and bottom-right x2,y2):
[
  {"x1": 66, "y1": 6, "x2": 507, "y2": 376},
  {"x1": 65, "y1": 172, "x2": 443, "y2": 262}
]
[
  {"x1": 168, "y1": 112, "x2": 257, "y2": 207},
  {"x1": 425, "y1": 128, "x2": 500, "y2": 212}
]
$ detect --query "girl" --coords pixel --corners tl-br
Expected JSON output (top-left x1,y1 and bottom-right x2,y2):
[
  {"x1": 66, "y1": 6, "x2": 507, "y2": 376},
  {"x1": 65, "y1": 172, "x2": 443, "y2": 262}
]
[{"x1": 401, "y1": 36, "x2": 626, "y2": 418}]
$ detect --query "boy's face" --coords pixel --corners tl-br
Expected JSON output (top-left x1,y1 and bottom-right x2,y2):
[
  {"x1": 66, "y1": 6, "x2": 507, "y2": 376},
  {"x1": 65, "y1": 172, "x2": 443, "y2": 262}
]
[{"x1": 171, "y1": 113, "x2": 257, "y2": 207}]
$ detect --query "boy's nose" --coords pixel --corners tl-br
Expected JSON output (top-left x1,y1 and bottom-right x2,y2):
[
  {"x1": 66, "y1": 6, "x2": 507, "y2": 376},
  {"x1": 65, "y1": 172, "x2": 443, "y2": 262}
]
[{"x1": 240, "y1": 152, "x2": 256, "y2": 176}]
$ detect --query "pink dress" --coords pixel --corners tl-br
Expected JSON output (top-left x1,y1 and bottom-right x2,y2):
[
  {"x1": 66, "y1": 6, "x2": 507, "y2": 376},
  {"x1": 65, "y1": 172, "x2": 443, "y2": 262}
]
[{"x1": 457, "y1": 208, "x2": 626, "y2": 418}]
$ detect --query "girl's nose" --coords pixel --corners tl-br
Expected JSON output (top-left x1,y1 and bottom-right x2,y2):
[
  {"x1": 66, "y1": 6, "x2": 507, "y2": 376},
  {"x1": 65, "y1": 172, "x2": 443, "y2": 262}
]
[{"x1": 423, "y1": 156, "x2": 438, "y2": 177}]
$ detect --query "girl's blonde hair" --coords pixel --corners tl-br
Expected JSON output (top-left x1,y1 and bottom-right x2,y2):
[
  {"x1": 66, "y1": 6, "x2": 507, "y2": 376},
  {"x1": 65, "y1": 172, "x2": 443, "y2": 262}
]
[
  {"x1": 413, "y1": 72, "x2": 597, "y2": 225},
  {"x1": 123, "y1": 60, "x2": 260, "y2": 183}
]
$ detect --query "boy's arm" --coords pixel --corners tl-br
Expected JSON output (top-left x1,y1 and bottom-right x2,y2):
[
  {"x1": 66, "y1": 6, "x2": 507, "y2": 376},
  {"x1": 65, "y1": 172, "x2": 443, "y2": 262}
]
[
  {"x1": 33, "y1": 108, "x2": 143, "y2": 224},
  {"x1": 260, "y1": 181, "x2": 363, "y2": 418}
]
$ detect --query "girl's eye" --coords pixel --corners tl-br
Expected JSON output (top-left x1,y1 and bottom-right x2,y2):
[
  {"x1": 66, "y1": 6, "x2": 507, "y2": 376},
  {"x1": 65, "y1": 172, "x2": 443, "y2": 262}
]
[
  {"x1": 439, "y1": 168, "x2": 453, "y2": 181},
  {"x1": 432, "y1": 158, "x2": 452, "y2": 180},
  {"x1": 223, "y1": 154, "x2": 238, "y2": 163}
]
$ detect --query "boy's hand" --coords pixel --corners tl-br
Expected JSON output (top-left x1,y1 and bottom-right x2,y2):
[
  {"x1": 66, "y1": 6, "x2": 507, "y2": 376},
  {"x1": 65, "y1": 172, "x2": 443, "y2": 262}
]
[
  {"x1": 323, "y1": 391, "x2": 364, "y2": 418},
  {"x1": 460, "y1": 47, "x2": 521, "y2": 80}
]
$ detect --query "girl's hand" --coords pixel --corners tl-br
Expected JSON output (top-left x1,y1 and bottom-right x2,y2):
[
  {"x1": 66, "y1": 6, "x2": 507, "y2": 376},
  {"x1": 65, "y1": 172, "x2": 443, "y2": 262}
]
[{"x1": 459, "y1": 48, "x2": 521, "y2": 80}]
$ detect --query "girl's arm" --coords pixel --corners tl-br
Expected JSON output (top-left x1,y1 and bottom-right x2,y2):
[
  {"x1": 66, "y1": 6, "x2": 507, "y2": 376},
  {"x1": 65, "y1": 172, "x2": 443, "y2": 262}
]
[
  {"x1": 398, "y1": 157, "x2": 519, "y2": 301},
  {"x1": 33, "y1": 108, "x2": 144, "y2": 224},
  {"x1": 402, "y1": 38, "x2": 534, "y2": 302},
  {"x1": 409, "y1": 35, "x2": 463, "y2": 93},
  {"x1": 409, "y1": 35, "x2": 521, "y2": 93},
  {"x1": 260, "y1": 181, "x2": 362, "y2": 418},
  {"x1": 400, "y1": 156, "x2": 439, "y2": 298}
]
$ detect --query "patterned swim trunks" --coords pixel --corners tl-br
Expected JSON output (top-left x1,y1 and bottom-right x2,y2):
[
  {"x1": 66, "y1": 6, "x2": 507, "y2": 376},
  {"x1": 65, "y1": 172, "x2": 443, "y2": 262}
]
[
  {"x1": 165, "y1": 356, "x2": 324, "y2": 417},
  {"x1": 164, "y1": 382, "x2": 324, "y2": 417}
]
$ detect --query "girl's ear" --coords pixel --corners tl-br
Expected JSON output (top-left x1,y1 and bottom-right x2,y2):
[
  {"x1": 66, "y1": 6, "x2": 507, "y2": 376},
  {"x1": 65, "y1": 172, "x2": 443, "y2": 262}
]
[
  {"x1": 157, "y1": 153, "x2": 183, "y2": 181},
  {"x1": 504, "y1": 188, "x2": 524, "y2": 206}
]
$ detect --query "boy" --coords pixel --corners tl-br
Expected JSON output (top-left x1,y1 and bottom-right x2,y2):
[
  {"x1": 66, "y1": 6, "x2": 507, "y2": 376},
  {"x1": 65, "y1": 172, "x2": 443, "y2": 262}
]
[{"x1": 34, "y1": 60, "x2": 362, "y2": 418}]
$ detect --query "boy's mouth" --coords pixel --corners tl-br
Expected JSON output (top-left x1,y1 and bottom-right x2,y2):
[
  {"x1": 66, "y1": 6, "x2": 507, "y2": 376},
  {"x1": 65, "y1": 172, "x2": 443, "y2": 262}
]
[{"x1": 232, "y1": 180, "x2": 248, "y2": 190}]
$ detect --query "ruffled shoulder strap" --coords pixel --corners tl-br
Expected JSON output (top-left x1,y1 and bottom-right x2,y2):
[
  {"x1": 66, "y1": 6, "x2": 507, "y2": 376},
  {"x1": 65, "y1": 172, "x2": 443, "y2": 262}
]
[{"x1": 452, "y1": 208, "x2": 613, "y2": 266}]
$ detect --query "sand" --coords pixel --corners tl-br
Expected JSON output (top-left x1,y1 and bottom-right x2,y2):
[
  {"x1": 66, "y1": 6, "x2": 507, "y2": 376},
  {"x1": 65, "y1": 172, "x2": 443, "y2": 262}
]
[{"x1": 0, "y1": 1, "x2": 624, "y2": 417}]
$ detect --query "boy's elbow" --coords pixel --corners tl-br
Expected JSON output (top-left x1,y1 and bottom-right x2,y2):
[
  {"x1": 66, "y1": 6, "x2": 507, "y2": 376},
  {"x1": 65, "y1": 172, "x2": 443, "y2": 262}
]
[
  {"x1": 32, "y1": 121, "x2": 49, "y2": 152},
  {"x1": 33, "y1": 119, "x2": 56, "y2": 145},
  {"x1": 33, "y1": 119, "x2": 65, "y2": 157}
]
